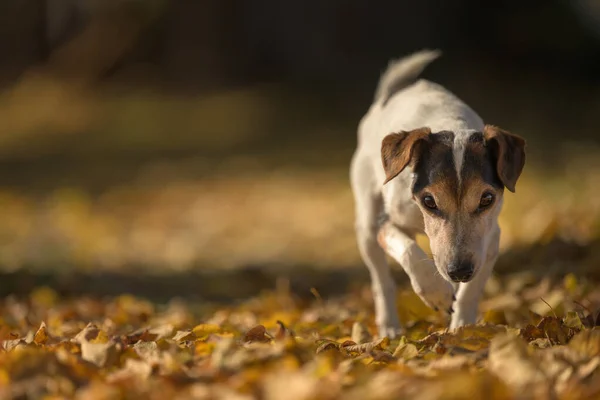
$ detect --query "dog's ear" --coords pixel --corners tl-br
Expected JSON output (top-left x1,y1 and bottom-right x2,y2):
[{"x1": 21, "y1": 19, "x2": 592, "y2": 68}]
[
  {"x1": 381, "y1": 127, "x2": 431, "y2": 184},
  {"x1": 483, "y1": 125, "x2": 526, "y2": 192}
]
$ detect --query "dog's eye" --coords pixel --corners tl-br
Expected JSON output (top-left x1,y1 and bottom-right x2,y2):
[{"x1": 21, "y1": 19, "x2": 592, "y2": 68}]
[
  {"x1": 479, "y1": 192, "x2": 494, "y2": 208},
  {"x1": 422, "y1": 195, "x2": 437, "y2": 210}
]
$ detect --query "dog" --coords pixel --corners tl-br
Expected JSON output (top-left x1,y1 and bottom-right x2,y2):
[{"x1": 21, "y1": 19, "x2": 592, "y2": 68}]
[{"x1": 350, "y1": 50, "x2": 526, "y2": 338}]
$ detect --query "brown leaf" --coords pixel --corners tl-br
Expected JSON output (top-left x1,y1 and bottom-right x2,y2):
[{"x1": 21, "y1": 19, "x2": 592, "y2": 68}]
[
  {"x1": 124, "y1": 329, "x2": 158, "y2": 345},
  {"x1": 342, "y1": 337, "x2": 390, "y2": 355},
  {"x1": 243, "y1": 325, "x2": 272, "y2": 344},
  {"x1": 520, "y1": 324, "x2": 545, "y2": 341},
  {"x1": 537, "y1": 316, "x2": 571, "y2": 345},
  {"x1": 369, "y1": 350, "x2": 396, "y2": 363},
  {"x1": 275, "y1": 320, "x2": 294, "y2": 341},
  {"x1": 315, "y1": 340, "x2": 339, "y2": 354}
]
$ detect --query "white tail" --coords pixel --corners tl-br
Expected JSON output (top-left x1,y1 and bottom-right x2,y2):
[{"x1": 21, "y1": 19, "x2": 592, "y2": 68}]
[{"x1": 374, "y1": 49, "x2": 442, "y2": 104}]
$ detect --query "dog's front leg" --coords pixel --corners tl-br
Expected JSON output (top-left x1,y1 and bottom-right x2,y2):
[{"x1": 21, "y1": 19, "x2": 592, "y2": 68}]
[
  {"x1": 356, "y1": 225, "x2": 402, "y2": 339},
  {"x1": 450, "y1": 225, "x2": 500, "y2": 328},
  {"x1": 378, "y1": 221, "x2": 455, "y2": 313}
]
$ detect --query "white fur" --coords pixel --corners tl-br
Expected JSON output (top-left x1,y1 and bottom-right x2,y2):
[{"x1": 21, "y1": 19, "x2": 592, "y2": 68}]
[
  {"x1": 350, "y1": 50, "x2": 499, "y2": 337},
  {"x1": 453, "y1": 135, "x2": 467, "y2": 185}
]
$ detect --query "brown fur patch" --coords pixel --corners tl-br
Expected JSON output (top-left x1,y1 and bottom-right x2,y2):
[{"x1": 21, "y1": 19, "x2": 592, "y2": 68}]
[
  {"x1": 483, "y1": 125, "x2": 526, "y2": 192},
  {"x1": 381, "y1": 127, "x2": 431, "y2": 184}
]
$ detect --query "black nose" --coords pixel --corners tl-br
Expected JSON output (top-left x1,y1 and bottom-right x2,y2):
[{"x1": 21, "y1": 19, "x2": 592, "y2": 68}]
[{"x1": 447, "y1": 260, "x2": 474, "y2": 282}]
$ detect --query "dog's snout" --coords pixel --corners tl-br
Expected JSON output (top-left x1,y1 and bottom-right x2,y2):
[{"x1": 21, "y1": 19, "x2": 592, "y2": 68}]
[{"x1": 447, "y1": 260, "x2": 474, "y2": 282}]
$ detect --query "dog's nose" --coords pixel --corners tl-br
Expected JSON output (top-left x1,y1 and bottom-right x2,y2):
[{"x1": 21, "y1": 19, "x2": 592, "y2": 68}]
[{"x1": 447, "y1": 260, "x2": 474, "y2": 282}]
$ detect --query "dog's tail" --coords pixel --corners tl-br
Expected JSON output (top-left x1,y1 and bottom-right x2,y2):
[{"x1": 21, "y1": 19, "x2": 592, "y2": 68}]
[{"x1": 374, "y1": 49, "x2": 441, "y2": 104}]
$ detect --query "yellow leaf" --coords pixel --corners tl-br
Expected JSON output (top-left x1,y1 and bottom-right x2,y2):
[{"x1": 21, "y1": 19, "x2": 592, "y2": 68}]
[
  {"x1": 194, "y1": 341, "x2": 215, "y2": 357},
  {"x1": 483, "y1": 309, "x2": 508, "y2": 325},
  {"x1": 396, "y1": 291, "x2": 437, "y2": 325},
  {"x1": 89, "y1": 330, "x2": 109, "y2": 344},
  {"x1": 563, "y1": 273, "x2": 578, "y2": 295},
  {"x1": 393, "y1": 342, "x2": 419, "y2": 361},
  {"x1": 33, "y1": 322, "x2": 49, "y2": 345},
  {"x1": 564, "y1": 311, "x2": 584, "y2": 331},
  {"x1": 192, "y1": 324, "x2": 222, "y2": 339}
]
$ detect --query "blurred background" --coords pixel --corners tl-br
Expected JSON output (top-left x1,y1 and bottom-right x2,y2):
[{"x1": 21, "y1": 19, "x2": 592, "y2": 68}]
[{"x1": 0, "y1": 0, "x2": 599, "y2": 301}]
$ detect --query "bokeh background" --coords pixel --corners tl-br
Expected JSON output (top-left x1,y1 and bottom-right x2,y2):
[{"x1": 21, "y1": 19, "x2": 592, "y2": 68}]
[{"x1": 0, "y1": 0, "x2": 599, "y2": 302}]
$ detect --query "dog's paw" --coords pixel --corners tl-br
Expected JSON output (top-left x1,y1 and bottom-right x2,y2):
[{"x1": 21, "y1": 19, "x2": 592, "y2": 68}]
[{"x1": 411, "y1": 274, "x2": 455, "y2": 315}]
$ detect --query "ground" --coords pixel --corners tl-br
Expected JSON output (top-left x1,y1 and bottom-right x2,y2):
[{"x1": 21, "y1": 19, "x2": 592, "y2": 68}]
[{"x1": 1, "y1": 271, "x2": 600, "y2": 400}]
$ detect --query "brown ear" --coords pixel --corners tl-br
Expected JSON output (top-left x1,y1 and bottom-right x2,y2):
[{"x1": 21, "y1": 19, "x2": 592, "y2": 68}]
[
  {"x1": 381, "y1": 127, "x2": 431, "y2": 184},
  {"x1": 483, "y1": 125, "x2": 526, "y2": 192}
]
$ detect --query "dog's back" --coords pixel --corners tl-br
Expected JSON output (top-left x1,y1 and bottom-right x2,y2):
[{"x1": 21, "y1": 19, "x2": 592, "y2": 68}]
[{"x1": 359, "y1": 50, "x2": 483, "y2": 150}]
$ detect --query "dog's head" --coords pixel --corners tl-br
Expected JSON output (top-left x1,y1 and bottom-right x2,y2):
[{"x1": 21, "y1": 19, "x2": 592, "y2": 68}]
[{"x1": 381, "y1": 125, "x2": 526, "y2": 283}]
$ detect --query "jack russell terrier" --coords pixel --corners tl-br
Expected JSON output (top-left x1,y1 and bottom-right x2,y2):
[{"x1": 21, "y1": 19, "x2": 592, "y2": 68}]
[{"x1": 350, "y1": 50, "x2": 526, "y2": 338}]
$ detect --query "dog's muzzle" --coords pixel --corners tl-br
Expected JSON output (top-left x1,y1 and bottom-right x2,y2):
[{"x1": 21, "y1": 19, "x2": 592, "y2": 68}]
[{"x1": 447, "y1": 260, "x2": 474, "y2": 282}]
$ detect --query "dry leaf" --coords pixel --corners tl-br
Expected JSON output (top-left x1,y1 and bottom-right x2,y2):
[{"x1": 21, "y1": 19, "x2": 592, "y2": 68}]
[
  {"x1": 243, "y1": 325, "x2": 272, "y2": 344},
  {"x1": 33, "y1": 321, "x2": 49, "y2": 345},
  {"x1": 1, "y1": 260, "x2": 600, "y2": 399},
  {"x1": 274, "y1": 321, "x2": 294, "y2": 341},
  {"x1": 488, "y1": 333, "x2": 546, "y2": 389},
  {"x1": 172, "y1": 330, "x2": 195, "y2": 342},
  {"x1": 73, "y1": 323, "x2": 101, "y2": 344},
  {"x1": 342, "y1": 337, "x2": 390, "y2": 355},
  {"x1": 351, "y1": 322, "x2": 371, "y2": 345},
  {"x1": 81, "y1": 340, "x2": 119, "y2": 368},
  {"x1": 192, "y1": 324, "x2": 222, "y2": 339},
  {"x1": 394, "y1": 342, "x2": 419, "y2": 361}
]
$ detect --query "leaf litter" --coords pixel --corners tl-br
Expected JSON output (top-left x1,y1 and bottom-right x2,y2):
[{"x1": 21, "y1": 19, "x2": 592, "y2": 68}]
[{"x1": 1, "y1": 274, "x2": 600, "y2": 399}]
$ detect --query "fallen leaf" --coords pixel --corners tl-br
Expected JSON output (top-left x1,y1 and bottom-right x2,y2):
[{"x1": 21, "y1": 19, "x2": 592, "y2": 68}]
[
  {"x1": 564, "y1": 311, "x2": 584, "y2": 331},
  {"x1": 393, "y1": 341, "x2": 419, "y2": 361},
  {"x1": 243, "y1": 325, "x2": 272, "y2": 344},
  {"x1": 488, "y1": 333, "x2": 547, "y2": 390},
  {"x1": 193, "y1": 324, "x2": 222, "y2": 339},
  {"x1": 172, "y1": 330, "x2": 195, "y2": 342},
  {"x1": 81, "y1": 340, "x2": 118, "y2": 368},
  {"x1": 351, "y1": 322, "x2": 371, "y2": 344},
  {"x1": 73, "y1": 323, "x2": 101, "y2": 344},
  {"x1": 274, "y1": 320, "x2": 294, "y2": 341},
  {"x1": 33, "y1": 322, "x2": 49, "y2": 345},
  {"x1": 342, "y1": 337, "x2": 390, "y2": 355}
]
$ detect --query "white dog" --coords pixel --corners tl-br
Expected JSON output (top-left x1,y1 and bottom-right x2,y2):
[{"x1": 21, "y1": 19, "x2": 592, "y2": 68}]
[{"x1": 350, "y1": 50, "x2": 526, "y2": 338}]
